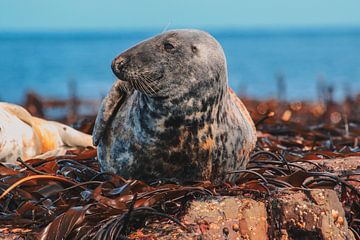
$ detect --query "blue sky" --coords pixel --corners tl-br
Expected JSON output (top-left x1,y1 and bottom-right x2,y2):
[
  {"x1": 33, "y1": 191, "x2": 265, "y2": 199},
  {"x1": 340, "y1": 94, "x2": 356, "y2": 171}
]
[{"x1": 1, "y1": 0, "x2": 360, "y2": 31}]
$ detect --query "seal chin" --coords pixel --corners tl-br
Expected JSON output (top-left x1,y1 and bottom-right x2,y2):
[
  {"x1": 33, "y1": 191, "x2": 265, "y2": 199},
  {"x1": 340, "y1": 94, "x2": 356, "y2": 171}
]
[{"x1": 112, "y1": 67, "x2": 126, "y2": 82}]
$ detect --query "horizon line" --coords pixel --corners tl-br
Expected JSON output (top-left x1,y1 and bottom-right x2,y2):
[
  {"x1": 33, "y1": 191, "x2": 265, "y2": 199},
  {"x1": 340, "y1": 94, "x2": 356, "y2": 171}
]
[{"x1": 1, "y1": 24, "x2": 360, "y2": 34}]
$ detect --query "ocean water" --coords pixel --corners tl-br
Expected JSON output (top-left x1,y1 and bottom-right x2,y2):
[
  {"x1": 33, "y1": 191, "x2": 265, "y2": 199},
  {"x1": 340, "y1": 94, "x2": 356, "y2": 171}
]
[{"x1": 1, "y1": 28, "x2": 360, "y2": 103}]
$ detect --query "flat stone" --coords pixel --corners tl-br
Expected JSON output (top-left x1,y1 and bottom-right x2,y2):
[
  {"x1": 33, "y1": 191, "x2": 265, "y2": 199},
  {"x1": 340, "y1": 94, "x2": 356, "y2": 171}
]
[
  {"x1": 183, "y1": 197, "x2": 268, "y2": 240},
  {"x1": 274, "y1": 189, "x2": 355, "y2": 240},
  {"x1": 132, "y1": 190, "x2": 356, "y2": 240}
]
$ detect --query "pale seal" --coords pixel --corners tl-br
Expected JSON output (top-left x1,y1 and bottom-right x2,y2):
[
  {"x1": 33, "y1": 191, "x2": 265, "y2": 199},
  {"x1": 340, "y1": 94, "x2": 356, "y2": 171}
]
[
  {"x1": 93, "y1": 29, "x2": 256, "y2": 182},
  {"x1": 0, "y1": 102, "x2": 93, "y2": 163}
]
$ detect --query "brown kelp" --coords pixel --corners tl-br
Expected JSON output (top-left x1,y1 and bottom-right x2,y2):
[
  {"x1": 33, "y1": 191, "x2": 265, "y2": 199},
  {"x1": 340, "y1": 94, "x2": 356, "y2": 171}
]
[{"x1": 0, "y1": 95, "x2": 359, "y2": 239}]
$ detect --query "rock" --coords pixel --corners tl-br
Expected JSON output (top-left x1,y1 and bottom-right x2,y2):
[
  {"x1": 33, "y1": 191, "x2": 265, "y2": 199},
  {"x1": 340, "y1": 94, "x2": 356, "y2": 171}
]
[
  {"x1": 133, "y1": 189, "x2": 355, "y2": 240},
  {"x1": 301, "y1": 156, "x2": 360, "y2": 173},
  {"x1": 300, "y1": 156, "x2": 360, "y2": 190},
  {"x1": 183, "y1": 197, "x2": 268, "y2": 240},
  {"x1": 273, "y1": 189, "x2": 355, "y2": 239}
]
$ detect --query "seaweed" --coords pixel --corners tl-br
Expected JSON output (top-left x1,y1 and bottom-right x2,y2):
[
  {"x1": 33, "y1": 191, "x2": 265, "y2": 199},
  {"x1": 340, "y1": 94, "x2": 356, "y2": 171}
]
[{"x1": 0, "y1": 96, "x2": 359, "y2": 239}]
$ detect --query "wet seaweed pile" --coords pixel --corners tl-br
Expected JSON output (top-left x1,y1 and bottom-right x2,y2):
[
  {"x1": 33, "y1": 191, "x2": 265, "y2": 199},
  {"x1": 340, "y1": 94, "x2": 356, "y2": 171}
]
[{"x1": 0, "y1": 97, "x2": 359, "y2": 239}]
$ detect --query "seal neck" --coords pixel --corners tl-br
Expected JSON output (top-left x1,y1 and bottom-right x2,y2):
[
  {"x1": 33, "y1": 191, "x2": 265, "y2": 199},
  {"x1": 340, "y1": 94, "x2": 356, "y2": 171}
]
[{"x1": 137, "y1": 83, "x2": 228, "y2": 126}]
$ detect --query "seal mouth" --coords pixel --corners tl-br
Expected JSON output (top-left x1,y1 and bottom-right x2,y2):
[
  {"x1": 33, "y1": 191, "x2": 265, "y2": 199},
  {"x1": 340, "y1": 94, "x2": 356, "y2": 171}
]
[
  {"x1": 112, "y1": 68, "x2": 163, "y2": 97},
  {"x1": 111, "y1": 57, "x2": 164, "y2": 97}
]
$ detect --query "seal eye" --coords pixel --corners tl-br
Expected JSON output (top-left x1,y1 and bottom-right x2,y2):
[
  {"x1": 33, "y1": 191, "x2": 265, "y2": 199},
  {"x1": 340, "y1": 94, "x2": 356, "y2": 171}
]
[
  {"x1": 191, "y1": 45, "x2": 198, "y2": 53},
  {"x1": 164, "y1": 42, "x2": 175, "y2": 52}
]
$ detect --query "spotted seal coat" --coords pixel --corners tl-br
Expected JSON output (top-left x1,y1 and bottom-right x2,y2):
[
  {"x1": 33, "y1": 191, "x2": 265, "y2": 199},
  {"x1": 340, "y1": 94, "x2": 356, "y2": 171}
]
[{"x1": 93, "y1": 29, "x2": 256, "y2": 182}]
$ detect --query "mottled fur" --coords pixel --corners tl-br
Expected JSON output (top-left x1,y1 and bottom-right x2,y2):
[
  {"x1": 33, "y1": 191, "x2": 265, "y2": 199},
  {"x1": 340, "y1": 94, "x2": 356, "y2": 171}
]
[{"x1": 93, "y1": 29, "x2": 256, "y2": 182}]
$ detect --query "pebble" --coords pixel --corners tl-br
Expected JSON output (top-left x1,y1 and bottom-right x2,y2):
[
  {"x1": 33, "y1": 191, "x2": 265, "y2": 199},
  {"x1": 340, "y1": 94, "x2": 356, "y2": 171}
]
[
  {"x1": 223, "y1": 227, "x2": 229, "y2": 236},
  {"x1": 232, "y1": 223, "x2": 240, "y2": 232}
]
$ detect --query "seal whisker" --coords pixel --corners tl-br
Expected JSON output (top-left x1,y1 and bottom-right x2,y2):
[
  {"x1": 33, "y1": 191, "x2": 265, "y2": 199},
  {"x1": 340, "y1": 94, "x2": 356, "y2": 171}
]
[
  {"x1": 161, "y1": 21, "x2": 171, "y2": 33},
  {"x1": 133, "y1": 79, "x2": 142, "y2": 93},
  {"x1": 138, "y1": 75, "x2": 156, "y2": 96},
  {"x1": 141, "y1": 75, "x2": 160, "y2": 95},
  {"x1": 145, "y1": 75, "x2": 161, "y2": 89},
  {"x1": 137, "y1": 78, "x2": 153, "y2": 96},
  {"x1": 129, "y1": 79, "x2": 137, "y2": 90},
  {"x1": 142, "y1": 78, "x2": 157, "y2": 96},
  {"x1": 145, "y1": 74, "x2": 160, "y2": 85},
  {"x1": 145, "y1": 80, "x2": 159, "y2": 96},
  {"x1": 137, "y1": 78, "x2": 148, "y2": 94},
  {"x1": 136, "y1": 80, "x2": 147, "y2": 94}
]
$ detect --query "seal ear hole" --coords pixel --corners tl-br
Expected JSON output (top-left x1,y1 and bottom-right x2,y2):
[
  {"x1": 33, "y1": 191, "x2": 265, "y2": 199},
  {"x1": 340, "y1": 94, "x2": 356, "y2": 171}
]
[
  {"x1": 191, "y1": 45, "x2": 198, "y2": 53},
  {"x1": 164, "y1": 42, "x2": 175, "y2": 52}
]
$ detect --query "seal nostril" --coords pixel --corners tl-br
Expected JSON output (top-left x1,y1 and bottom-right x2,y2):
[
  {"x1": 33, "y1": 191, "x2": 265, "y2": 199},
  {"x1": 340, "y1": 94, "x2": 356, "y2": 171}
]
[
  {"x1": 116, "y1": 58, "x2": 128, "y2": 72},
  {"x1": 112, "y1": 57, "x2": 128, "y2": 72},
  {"x1": 117, "y1": 62, "x2": 123, "y2": 70},
  {"x1": 111, "y1": 57, "x2": 129, "y2": 80}
]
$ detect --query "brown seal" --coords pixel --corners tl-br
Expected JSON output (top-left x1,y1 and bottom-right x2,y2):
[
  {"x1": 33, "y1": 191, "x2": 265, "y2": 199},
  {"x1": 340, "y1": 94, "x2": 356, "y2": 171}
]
[{"x1": 93, "y1": 29, "x2": 257, "y2": 183}]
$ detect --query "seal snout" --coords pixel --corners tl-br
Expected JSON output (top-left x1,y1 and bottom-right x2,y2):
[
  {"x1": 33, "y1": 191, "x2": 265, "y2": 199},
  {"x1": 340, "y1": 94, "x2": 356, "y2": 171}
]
[{"x1": 111, "y1": 56, "x2": 128, "y2": 80}]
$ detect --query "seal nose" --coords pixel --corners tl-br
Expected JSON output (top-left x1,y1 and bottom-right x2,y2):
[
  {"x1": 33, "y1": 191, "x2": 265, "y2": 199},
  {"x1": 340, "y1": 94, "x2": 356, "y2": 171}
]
[{"x1": 112, "y1": 57, "x2": 128, "y2": 73}]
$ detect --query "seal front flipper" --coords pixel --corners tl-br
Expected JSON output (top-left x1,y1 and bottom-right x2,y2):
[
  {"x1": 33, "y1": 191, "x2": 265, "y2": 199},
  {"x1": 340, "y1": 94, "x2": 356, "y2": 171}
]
[{"x1": 93, "y1": 80, "x2": 133, "y2": 146}]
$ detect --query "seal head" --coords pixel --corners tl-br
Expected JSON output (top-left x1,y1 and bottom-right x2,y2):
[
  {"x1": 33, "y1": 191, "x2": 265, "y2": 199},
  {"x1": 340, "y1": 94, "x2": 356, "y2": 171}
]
[
  {"x1": 111, "y1": 29, "x2": 225, "y2": 99},
  {"x1": 93, "y1": 29, "x2": 256, "y2": 183}
]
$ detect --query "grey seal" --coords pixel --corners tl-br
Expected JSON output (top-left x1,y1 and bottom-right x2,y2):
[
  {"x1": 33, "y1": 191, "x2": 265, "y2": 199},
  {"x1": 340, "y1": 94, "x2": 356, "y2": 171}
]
[{"x1": 93, "y1": 29, "x2": 256, "y2": 182}]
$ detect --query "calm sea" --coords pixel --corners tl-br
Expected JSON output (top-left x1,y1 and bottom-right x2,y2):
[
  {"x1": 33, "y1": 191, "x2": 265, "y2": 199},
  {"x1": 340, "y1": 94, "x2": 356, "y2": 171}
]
[{"x1": 1, "y1": 28, "x2": 360, "y2": 103}]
